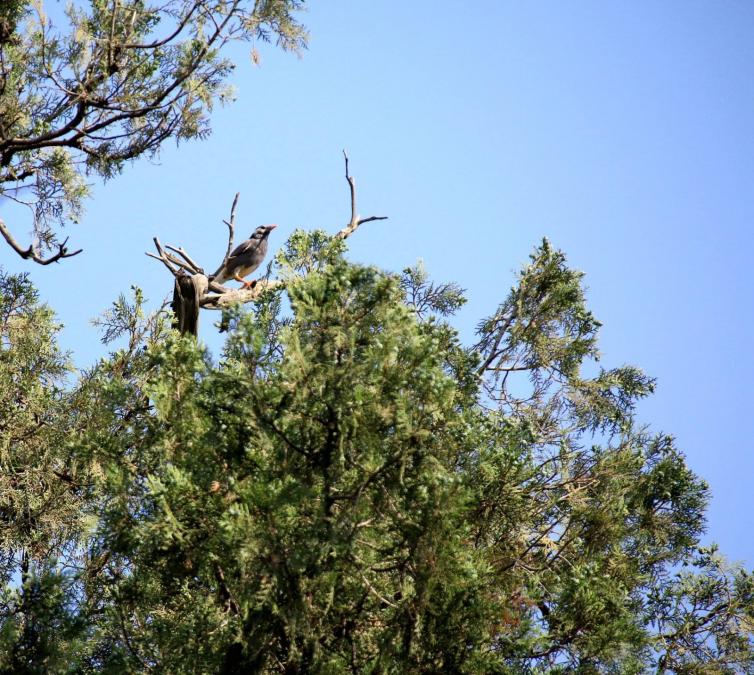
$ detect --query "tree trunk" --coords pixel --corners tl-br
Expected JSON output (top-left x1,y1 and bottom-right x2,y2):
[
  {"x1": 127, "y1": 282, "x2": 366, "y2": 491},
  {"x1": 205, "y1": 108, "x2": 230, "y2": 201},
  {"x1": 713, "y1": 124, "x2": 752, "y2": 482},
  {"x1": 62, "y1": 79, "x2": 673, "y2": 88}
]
[{"x1": 172, "y1": 273, "x2": 208, "y2": 336}]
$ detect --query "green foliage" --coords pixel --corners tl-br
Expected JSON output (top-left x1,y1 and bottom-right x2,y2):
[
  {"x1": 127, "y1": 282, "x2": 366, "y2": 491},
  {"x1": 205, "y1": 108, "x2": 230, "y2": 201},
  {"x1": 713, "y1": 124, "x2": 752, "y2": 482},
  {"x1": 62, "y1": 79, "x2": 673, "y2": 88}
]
[
  {"x1": 0, "y1": 271, "x2": 91, "y2": 670},
  {"x1": 0, "y1": 233, "x2": 752, "y2": 671},
  {"x1": 401, "y1": 260, "x2": 467, "y2": 319},
  {"x1": 0, "y1": 0, "x2": 307, "y2": 260},
  {"x1": 0, "y1": 272, "x2": 78, "y2": 561},
  {"x1": 0, "y1": 565, "x2": 88, "y2": 674}
]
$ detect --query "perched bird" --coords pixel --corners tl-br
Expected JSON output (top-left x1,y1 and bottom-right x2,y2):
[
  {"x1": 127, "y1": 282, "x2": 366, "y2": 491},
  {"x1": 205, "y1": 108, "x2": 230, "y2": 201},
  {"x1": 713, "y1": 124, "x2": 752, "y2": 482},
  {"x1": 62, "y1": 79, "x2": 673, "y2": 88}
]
[{"x1": 213, "y1": 224, "x2": 277, "y2": 288}]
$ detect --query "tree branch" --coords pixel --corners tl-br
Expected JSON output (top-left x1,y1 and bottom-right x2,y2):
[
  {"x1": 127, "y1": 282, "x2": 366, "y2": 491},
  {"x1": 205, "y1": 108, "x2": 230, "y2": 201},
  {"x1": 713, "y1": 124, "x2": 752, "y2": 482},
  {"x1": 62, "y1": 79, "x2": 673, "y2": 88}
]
[
  {"x1": 476, "y1": 310, "x2": 518, "y2": 375},
  {"x1": 165, "y1": 244, "x2": 204, "y2": 274},
  {"x1": 0, "y1": 218, "x2": 83, "y2": 265},
  {"x1": 146, "y1": 237, "x2": 179, "y2": 275},
  {"x1": 336, "y1": 150, "x2": 387, "y2": 240},
  {"x1": 213, "y1": 191, "x2": 240, "y2": 278},
  {"x1": 200, "y1": 278, "x2": 285, "y2": 309},
  {"x1": 151, "y1": 157, "x2": 387, "y2": 330}
]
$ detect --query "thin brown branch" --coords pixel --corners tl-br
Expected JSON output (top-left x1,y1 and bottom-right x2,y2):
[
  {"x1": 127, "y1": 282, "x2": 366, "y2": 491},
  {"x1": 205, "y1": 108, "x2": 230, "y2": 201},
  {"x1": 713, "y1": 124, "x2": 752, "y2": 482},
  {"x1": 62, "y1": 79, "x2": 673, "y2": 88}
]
[
  {"x1": 52, "y1": 469, "x2": 78, "y2": 488},
  {"x1": 345, "y1": 149, "x2": 356, "y2": 227},
  {"x1": 164, "y1": 252, "x2": 199, "y2": 275},
  {"x1": 0, "y1": 218, "x2": 83, "y2": 265},
  {"x1": 165, "y1": 244, "x2": 204, "y2": 274},
  {"x1": 355, "y1": 216, "x2": 388, "y2": 227},
  {"x1": 213, "y1": 562, "x2": 240, "y2": 615},
  {"x1": 476, "y1": 311, "x2": 518, "y2": 375},
  {"x1": 336, "y1": 150, "x2": 387, "y2": 240},
  {"x1": 147, "y1": 237, "x2": 204, "y2": 276},
  {"x1": 145, "y1": 251, "x2": 173, "y2": 271},
  {"x1": 122, "y1": 2, "x2": 201, "y2": 49},
  {"x1": 107, "y1": 0, "x2": 119, "y2": 72},
  {"x1": 213, "y1": 191, "x2": 240, "y2": 278},
  {"x1": 359, "y1": 571, "x2": 397, "y2": 609},
  {"x1": 146, "y1": 237, "x2": 178, "y2": 275}
]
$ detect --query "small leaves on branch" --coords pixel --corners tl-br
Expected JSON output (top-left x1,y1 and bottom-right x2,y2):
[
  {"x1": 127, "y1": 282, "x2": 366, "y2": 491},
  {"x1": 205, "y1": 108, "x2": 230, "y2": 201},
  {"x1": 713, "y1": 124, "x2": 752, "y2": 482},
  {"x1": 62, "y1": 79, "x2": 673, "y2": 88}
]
[
  {"x1": 2, "y1": 233, "x2": 752, "y2": 670},
  {"x1": 0, "y1": 0, "x2": 308, "y2": 264}
]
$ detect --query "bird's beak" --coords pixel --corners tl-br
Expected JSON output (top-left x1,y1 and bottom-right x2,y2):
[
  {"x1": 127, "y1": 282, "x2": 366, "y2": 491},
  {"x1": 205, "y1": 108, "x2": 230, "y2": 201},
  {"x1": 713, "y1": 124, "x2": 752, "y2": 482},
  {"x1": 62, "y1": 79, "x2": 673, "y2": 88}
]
[{"x1": 265, "y1": 224, "x2": 278, "y2": 231}]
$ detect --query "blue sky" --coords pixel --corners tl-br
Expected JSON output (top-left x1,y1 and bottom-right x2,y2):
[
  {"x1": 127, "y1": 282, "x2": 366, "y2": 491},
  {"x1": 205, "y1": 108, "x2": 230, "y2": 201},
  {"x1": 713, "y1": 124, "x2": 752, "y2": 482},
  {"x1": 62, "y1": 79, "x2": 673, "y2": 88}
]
[{"x1": 3, "y1": 2, "x2": 753, "y2": 565}]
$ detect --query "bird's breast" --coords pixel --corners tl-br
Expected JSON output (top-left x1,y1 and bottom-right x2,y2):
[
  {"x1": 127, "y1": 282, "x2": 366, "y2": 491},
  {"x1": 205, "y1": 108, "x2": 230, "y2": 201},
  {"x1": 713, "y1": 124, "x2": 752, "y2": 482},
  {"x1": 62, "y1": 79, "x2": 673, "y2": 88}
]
[{"x1": 235, "y1": 264, "x2": 257, "y2": 278}]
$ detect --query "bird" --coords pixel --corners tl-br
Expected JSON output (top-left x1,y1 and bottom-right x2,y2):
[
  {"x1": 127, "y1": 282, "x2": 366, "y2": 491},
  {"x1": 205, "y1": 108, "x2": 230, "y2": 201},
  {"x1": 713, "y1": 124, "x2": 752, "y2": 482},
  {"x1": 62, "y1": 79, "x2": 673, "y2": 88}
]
[{"x1": 212, "y1": 224, "x2": 277, "y2": 289}]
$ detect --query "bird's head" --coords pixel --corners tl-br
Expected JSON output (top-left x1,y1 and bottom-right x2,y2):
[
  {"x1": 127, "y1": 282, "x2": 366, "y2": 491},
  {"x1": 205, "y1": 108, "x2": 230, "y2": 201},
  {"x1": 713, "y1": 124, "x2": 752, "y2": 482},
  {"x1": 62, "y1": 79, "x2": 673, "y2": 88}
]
[{"x1": 251, "y1": 224, "x2": 277, "y2": 239}]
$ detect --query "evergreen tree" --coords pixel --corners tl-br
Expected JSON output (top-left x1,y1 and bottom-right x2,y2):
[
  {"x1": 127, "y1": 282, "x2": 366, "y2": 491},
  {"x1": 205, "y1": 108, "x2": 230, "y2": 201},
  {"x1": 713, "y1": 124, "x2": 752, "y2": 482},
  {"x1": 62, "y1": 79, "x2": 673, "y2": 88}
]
[
  {"x1": 0, "y1": 272, "x2": 89, "y2": 672},
  {"x1": 0, "y1": 0, "x2": 306, "y2": 263},
  {"x1": 2, "y1": 232, "x2": 748, "y2": 672}
]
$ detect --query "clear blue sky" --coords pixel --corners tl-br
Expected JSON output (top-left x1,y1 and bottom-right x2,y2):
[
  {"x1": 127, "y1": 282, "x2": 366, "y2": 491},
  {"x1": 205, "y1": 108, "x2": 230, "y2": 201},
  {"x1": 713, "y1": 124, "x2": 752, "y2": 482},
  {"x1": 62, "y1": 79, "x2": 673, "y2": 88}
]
[{"x1": 4, "y1": 2, "x2": 753, "y2": 565}]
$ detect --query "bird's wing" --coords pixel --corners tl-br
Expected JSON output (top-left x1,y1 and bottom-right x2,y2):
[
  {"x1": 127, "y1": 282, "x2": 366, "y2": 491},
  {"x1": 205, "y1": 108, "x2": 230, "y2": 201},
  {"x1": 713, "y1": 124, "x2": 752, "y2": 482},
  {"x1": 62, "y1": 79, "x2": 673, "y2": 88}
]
[
  {"x1": 228, "y1": 237, "x2": 262, "y2": 259},
  {"x1": 213, "y1": 237, "x2": 263, "y2": 282}
]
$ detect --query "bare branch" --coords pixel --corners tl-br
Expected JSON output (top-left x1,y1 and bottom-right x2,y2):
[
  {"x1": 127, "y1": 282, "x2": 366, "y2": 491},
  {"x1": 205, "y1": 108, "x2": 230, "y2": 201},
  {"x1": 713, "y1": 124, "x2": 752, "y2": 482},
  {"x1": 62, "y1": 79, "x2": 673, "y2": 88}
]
[
  {"x1": 344, "y1": 149, "x2": 356, "y2": 228},
  {"x1": 146, "y1": 237, "x2": 207, "y2": 277},
  {"x1": 213, "y1": 562, "x2": 240, "y2": 615},
  {"x1": 336, "y1": 150, "x2": 387, "y2": 240},
  {"x1": 165, "y1": 245, "x2": 204, "y2": 274},
  {"x1": 354, "y1": 216, "x2": 388, "y2": 227},
  {"x1": 200, "y1": 279, "x2": 285, "y2": 309},
  {"x1": 151, "y1": 157, "x2": 387, "y2": 335},
  {"x1": 359, "y1": 571, "x2": 398, "y2": 609},
  {"x1": 146, "y1": 237, "x2": 179, "y2": 275},
  {"x1": 213, "y1": 191, "x2": 240, "y2": 278},
  {"x1": 0, "y1": 218, "x2": 83, "y2": 265},
  {"x1": 165, "y1": 253, "x2": 198, "y2": 275}
]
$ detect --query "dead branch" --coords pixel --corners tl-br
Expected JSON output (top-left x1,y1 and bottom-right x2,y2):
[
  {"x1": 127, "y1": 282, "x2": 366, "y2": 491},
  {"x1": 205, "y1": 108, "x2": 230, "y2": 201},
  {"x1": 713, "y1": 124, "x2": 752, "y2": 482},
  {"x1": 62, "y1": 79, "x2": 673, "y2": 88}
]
[
  {"x1": 165, "y1": 245, "x2": 204, "y2": 274},
  {"x1": 336, "y1": 150, "x2": 388, "y2": 240},
  {"x1": 200, "y1": 278, "x2": 285, "y2": 309},
  {"x1": 213, "y1": 192, "x2": 240, "y2": 278},
  {"x1": 146, "y1": 237, "x2": 179, "y2": 275},
  {"x1": 149, "y1": 157, "x2": 387, "y2": 333},
  {"x1": 147, "y1": 236, "x2": 206, "y2": 277},
  {"x1": 0, "y1": 218, "x2": 83, "y2": 265}
]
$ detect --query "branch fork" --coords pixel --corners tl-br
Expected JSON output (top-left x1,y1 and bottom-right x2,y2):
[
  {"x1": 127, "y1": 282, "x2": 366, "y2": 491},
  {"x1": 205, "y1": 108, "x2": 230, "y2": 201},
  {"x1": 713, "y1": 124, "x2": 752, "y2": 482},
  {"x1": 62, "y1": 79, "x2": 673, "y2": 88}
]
[
  {"x1": 147, "y1": 154, "x2": 387, "y2": 331},
  {"x1": 0, "y1": 218, "x2": 83, "y2": 265}
]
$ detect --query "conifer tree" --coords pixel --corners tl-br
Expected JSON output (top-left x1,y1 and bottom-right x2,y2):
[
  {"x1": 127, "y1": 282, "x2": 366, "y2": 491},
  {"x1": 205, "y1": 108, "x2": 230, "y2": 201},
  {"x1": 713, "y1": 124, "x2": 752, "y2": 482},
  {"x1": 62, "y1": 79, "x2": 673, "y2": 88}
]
[
  {"x1": 2, "y1": 233, "x2": 748, "y2": 672},
  {"x1": 0, "y1": 0, "x2": 306, "y2": 264},
  {"x1": 0, "y1": 272, "x2": 90, "y2": 671}
]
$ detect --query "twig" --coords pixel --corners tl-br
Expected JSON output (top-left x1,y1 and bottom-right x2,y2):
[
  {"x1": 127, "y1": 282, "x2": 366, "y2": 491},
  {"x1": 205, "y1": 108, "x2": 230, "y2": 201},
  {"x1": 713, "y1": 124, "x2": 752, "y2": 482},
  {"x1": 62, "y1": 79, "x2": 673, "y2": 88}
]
[
  {"x1": 213, "y1": 563, "x2": 240, "y2": 615},
  {"x1": 0, "y1": 218, "x2": 83, "y2": 265},
  {"x1": 213, "y1": 191, "x2": 239, "y2": 278},
  {"x1": 146, "y1": 237, "x2": 206, "y2": 277},
  {"x1": 145, "y1": 251, "x2": 172, "y2": 269},
  {"x1": 166, "y1": 255, "x2": 198, "y2": 275},
  {"x1": 360, "y1": 571, "x2": 397, "y2": 608},
  {"x1": 476, "y1": 311, "x2": 518, "y2": 375},
  {"x1": 344, "y1": 149, "x2": 356, "y2": 228},
  {"x1": 146, "y1": 237, "x2": 178, "y2": 274},
  {"x1": 336, "y1": 150, "x2": 387, "y2": 240},
  {"x1": 165, "y1": 245, "x2": 204, "y2": 274},
  {"x1": 150, "y1": 157, "x2": 388, "y2": 326}
]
